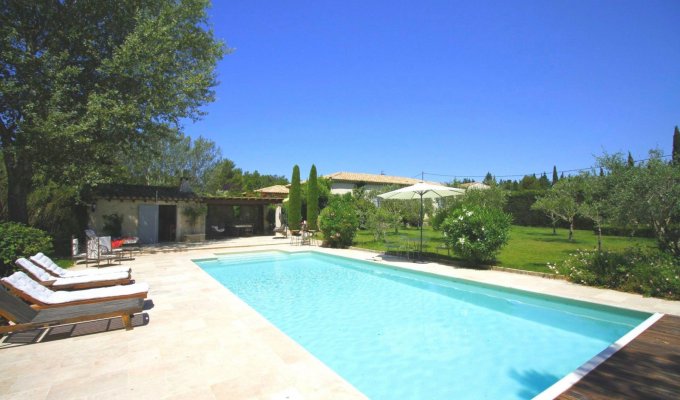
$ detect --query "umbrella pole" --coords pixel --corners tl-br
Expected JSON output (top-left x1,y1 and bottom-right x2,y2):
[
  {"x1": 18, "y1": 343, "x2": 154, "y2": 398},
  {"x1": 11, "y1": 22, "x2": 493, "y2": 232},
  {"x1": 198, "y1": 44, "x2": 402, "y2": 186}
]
[{"x1": 419, "y1": 194, "x2": 424, "y2": 261}]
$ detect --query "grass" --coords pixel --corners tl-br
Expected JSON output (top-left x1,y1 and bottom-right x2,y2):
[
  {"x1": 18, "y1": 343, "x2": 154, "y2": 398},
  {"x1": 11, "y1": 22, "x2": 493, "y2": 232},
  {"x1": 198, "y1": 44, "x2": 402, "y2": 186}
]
[
  {"x1": 54, "y1": 258, "x2": 74, "y2": 268},
  {"x1": 353, "y1": 225, "x2": 656, "y2": 274}
]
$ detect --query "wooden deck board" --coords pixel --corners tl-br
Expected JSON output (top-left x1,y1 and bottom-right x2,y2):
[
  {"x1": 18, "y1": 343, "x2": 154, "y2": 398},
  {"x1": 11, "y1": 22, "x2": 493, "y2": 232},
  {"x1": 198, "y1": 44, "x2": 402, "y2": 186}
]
[{"x1": 557, "y1": 315, "x2": 680, "y2": 400}]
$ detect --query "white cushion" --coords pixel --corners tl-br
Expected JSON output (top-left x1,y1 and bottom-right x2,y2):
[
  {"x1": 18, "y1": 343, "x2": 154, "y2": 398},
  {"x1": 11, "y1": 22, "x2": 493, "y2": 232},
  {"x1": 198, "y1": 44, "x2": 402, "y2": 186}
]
[
  {"x1": 2, "y1": 271, "x2": 55, "y2": 303},
  {"x1": 2, "y1": 271, "x2": 148, "y2": 304},
  {"x1": 49, "y1": 282, "x2": 149, "y2": 304},
  {"x1": 31, "y1": 253, "x2": 131, "y2": 277},
  {"x1": 31, "y1": 253, "x2": 68, "y2": 276},
  {"x1": 15, "y1": 258, "x2": 55, "y2": 283}
]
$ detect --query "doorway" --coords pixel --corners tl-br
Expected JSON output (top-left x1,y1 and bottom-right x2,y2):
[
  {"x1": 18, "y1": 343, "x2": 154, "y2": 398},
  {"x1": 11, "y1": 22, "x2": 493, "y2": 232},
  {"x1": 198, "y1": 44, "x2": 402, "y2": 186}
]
[{"x1": 158, "y1": 205, "x2": 177, "y2": 242}]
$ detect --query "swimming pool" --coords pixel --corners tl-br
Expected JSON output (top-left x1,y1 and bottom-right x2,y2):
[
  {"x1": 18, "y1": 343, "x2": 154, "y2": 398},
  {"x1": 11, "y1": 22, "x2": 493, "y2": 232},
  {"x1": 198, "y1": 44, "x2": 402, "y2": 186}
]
[{"x1": 195, "y1": 251, "x2": 651, "y2": 399}]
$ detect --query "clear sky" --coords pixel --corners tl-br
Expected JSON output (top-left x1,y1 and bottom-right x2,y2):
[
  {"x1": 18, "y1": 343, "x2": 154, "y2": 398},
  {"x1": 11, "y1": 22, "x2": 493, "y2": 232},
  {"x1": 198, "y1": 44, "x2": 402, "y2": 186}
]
[{"x1": 183, "y1": 0, "x2": 680, "y2": 182}]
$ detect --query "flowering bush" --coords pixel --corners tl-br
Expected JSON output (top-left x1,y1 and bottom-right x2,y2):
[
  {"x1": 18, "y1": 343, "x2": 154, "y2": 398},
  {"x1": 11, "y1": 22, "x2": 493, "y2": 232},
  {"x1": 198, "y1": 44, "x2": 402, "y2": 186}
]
[
  {"x1": 318, "y1": 194, "x2": 359, "y2": 248},
  {"x1": 550, "y1": 247, "x2": 680, "y2": 300},
  {"x1": 441, "y1": 206, "x2": 512, "y2": 264}
]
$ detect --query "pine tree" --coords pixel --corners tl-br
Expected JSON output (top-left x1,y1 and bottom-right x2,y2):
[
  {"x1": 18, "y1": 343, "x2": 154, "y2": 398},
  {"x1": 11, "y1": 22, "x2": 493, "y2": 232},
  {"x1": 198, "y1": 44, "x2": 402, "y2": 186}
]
[
  {"x1": 599, "y1": 167, "x2": 605, "y2": 177},
  {"x1": 552, "y1": 166, "x2": 558, "y2": 185},
  {"x1": 288, "y1": 165, "x2": 302, "y2": 230},
  {"x1": 307, "y1": 165, "x2": 319, "y2": 230},
  {"x1": 627, "y1": 152, "x2": 635, "y2": 167},
  {"x1": 483, "y1": 172, "x2": 495, "y2": 185},
  {"x1": 673, "y1": 126, "x2": 680, "y2": 165}
]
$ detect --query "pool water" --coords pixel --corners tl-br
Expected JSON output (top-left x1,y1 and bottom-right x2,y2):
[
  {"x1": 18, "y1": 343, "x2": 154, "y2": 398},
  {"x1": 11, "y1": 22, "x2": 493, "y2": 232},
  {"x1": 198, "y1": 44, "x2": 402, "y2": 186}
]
[{"x1": 195, "y1": 251, "x2": 650, "y2": 399}]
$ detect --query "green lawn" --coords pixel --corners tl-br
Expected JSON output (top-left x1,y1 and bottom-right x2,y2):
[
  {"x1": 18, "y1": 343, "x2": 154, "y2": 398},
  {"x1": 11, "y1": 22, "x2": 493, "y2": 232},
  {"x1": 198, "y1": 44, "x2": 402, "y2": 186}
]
[{"x1": 353, "y1": 225, "x2": 656, "y2": 274}]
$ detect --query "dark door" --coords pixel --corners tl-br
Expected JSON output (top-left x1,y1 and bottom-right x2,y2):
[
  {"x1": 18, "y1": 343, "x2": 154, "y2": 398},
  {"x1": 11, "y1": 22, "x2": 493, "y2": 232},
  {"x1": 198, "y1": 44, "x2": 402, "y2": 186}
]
[{"x1": 158, "y1": 205, "x2": 177, "y2": 242}]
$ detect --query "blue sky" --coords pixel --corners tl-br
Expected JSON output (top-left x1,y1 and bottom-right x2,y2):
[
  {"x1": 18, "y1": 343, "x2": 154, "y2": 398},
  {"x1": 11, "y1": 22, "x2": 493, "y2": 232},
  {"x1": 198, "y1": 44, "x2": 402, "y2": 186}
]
[{"x1": 183, "y1": 0, "x2": 680, "y2": 182}]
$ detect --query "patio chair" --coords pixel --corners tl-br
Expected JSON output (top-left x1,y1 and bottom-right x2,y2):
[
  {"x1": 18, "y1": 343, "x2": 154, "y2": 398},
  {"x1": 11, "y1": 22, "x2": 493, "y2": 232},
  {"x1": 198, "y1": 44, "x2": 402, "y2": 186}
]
[
  {"x1": 289, "y1": 230, "x2": 302, "y2": 245},
  {"x1": 30, "y1": 253, "x2": 131, "y2": 278},
  {"x1": 86, "y1": 237, "x2": 120, "y2": 267},
  {"x1": 71, "y1": 237, "x2": 87, "y2": 263},
  {"x1": 1, "y1": 271, "x2": 149, "y2": 309},
  {"x1": 0, "y1": 288, "x2": 144, "y2": 335},
  {"x1": 273, "y1": 224, "x2": 288, "y2": 238},
  {"x1": 98, "y1": 236, "x2": 124, "y2": 259},
  {"x1": 15, "y1": 258, "x2": 132, "y2": 291}
]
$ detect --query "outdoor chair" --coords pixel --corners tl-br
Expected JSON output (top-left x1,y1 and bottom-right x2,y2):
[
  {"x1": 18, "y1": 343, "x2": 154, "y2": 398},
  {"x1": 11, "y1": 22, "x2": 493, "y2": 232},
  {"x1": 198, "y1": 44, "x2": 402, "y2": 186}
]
[
  {"x1": 0, "y1": 288, "x2": 144, "y2": 335},
  {"x1": 273, "y1": 224, "x2": 288, "y2": 238},
  {"x1": 384, "y1": 235, "x2": 415, "y2": 260},
  {"x1": 15, "y1": 258, "x2": 133, "y2": 291},
  {"x1": 71, "y1": 237, "x2": 87, "y2": 263},
  {"x1": 30, "y1": 253, "x2": 131, "y2": 278},
  {"x1": 1, "y1": 271, "x2": 149, "y2": 309},
  {"x1": 290, "y1": 230, "x2": 302, "y2": 245},
  {"x1": 86, "y1": 237, "x2": 120, "y2": 267}
]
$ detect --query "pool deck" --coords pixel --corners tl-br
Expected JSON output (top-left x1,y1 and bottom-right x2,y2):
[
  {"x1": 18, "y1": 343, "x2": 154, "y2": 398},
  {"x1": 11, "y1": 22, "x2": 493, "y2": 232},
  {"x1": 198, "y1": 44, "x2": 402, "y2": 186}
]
[
  {"x1": 558, "y1": 314, "x2": 680, "y2": 400},
  {"x1": 1, "y1": 236, "x2": 679, "y2": 399}
]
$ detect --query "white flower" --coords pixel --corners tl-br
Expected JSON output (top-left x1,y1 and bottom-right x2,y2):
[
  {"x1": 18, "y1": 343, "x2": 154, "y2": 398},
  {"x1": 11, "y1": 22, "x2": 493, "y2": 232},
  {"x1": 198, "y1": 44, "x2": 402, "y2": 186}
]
[{"x1": 466, "y1": 211, "x2": 473, "y2": 217}]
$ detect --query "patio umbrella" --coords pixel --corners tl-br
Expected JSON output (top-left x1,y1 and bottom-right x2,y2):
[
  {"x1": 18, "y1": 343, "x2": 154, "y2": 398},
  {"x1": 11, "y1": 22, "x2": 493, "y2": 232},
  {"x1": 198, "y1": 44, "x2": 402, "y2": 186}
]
[{"x1": 378, "y1": 182, "x2": 465, "y2": 259}]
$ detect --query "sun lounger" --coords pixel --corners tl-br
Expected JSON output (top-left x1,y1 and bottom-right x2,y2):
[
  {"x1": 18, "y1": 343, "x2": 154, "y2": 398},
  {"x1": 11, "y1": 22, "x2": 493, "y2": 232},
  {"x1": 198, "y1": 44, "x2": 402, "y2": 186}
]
[
  {"x1": 15, "y1": 258, "x2": 132, "y2": 290},
  {"x1": 1, "y1": 271, "x2": 149, "y2": 309},
  {"x1": 0, "y1": 288, "x2": 144, "y2": 334},
  {"x1": 30, "y1": 253, "x2": 131, "y2": 278}
]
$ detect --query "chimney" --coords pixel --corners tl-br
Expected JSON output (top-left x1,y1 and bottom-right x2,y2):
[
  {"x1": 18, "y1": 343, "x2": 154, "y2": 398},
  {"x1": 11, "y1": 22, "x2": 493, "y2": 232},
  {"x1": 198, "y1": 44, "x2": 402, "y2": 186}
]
[{"x1": 179, "y1": 176, "x2": 192, "y2": 193}]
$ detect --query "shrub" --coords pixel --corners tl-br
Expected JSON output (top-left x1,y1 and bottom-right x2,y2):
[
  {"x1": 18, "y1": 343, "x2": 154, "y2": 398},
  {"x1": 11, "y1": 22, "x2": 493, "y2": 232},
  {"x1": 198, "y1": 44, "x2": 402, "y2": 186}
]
[
  {"x1": 318, "y1": 194, "x2": 359, "y2": 248},
  {"x1": 441, "y1": 206, "x2": 512, "y2": 265},
  {"x1": 0, "y1": 222, "x2": 53, "y2": 277},
  {"x1": 367, "y1": 207, "x2": 400, "y2": 242},
  {"x1": 551, "y1": 247, "x2": 680, "y2": 300}
]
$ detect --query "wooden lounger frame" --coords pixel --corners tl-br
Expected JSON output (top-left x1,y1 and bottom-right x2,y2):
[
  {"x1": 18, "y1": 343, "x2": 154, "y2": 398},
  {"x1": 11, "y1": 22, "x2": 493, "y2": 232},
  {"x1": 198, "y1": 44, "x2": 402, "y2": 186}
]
[
  {"x1": 0, "y1": 279, "x2": 148, "y2": 309},
  {"x1": 0, "y1": 289, "x2": 144, "y2": 334}
]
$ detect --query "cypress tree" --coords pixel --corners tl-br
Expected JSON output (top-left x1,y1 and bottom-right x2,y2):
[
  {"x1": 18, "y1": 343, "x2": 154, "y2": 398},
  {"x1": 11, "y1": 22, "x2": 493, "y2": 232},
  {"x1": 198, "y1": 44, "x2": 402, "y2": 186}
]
[
  {"x1": 552, "y1": 166, "x2": 558, "y2": 185},
  {"x1": 288, "y1": 165, "x2": 302, "y2": 230},
  {"x1": 307, "y1": 164, "x2": 319, "y2": 230},
  {"x1": 627, "y1": 151, "x2": 635, "y2": 167},
  {"x1": 599, "y1": 167, "x2": 605, "y2": 177},
  {"x1": 673, "y1": 126, "x2": 680, "y2": 165}
]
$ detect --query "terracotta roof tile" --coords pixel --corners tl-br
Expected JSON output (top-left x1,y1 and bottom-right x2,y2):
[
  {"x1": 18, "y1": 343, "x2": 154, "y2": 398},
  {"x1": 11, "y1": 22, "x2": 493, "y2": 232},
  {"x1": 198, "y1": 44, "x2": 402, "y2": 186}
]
[{"x1": 323, "y1": 172, "x2": 440, "y2": 186}]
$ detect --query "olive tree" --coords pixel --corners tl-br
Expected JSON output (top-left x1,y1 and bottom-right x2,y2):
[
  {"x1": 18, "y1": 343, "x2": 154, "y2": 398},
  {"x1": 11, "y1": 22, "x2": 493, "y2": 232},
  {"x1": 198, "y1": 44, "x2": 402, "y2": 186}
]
[
  {"x1": 599, "y1": 150, "x2": 680, "y2": 256},
  {"x1": 531, "y1": 177, "x2": 580, "y2": 241}
]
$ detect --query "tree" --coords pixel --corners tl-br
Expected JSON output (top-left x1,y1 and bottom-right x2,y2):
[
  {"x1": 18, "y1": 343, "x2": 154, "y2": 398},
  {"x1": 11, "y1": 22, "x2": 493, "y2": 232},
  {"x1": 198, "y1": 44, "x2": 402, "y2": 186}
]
[
  {"x1": 552, "y1": 166, "x2": 559, "y2": 185},
  {"x1": 537, "y1": 173, "x2": 551, "y2": 189},
  {"x1": 627, "y1": 152, "x2": 635, "y2": 167},
  {"x1": 288, "y1": 165, "x2": 302, "y2": 230},
  {"x1": 599, "y1": 150, "x2": 680, "y2": 256},
  {"x1": 203, "y1": 159, "x2": 243, "y2": 194},
  {"x1": 0, "y1": 1, "x2": 225, "y2": 223},
  {"x1": 121, "y1": 134, "x2": 221, "y2": 191},
  {"x1": 673, "y1": 126, "x2": 680, "y2": 166},
  {"x1": 578, "y1": 174, "x2": 608, "y2": 251},
  {"x1": 531, "y1": 178, "x2": 581, "y2": 240},
  {"x1": 306, "y1": 165, "x2": 319, "y2": 230},
  {"x1": 531, "y1": 195, "x2": 561, "y2": 235},
  {"x1": 483, "y1": 172, "x2": 495, "y2": 186},
  {"x1": 240, "y1": 171, "x2": 288, "y2": 192}
]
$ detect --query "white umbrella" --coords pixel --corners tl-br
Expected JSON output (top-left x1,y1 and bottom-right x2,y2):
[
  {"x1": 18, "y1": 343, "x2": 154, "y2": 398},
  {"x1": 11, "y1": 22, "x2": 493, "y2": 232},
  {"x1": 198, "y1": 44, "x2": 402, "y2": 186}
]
[{"x1": 378, "y1": 182, "x2": 465, "y2": 259}]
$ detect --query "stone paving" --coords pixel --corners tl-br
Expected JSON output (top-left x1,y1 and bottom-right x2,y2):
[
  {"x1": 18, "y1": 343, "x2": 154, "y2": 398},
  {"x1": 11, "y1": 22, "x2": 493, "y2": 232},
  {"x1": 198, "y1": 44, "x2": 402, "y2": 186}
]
[{"x1": 1, "y1": 236, "x2": 678, "y2": 399}]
